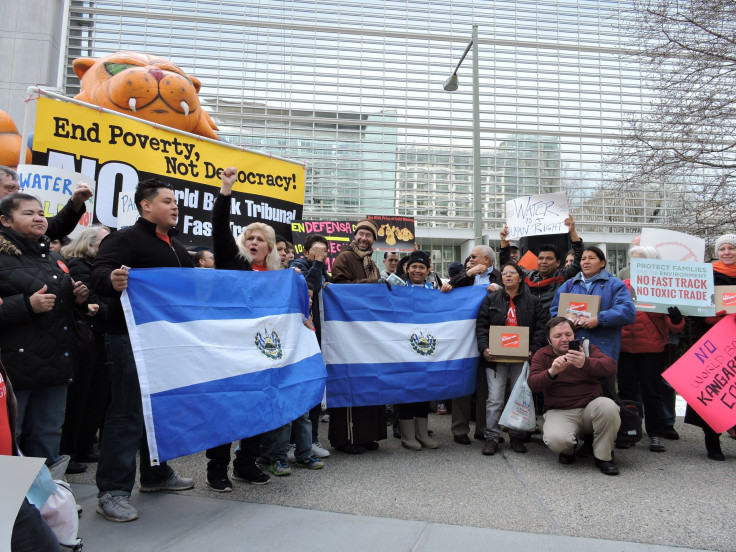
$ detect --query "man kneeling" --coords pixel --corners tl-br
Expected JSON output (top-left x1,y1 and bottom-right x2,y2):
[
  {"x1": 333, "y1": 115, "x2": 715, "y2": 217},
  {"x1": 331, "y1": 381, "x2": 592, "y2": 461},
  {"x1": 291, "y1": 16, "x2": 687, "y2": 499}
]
[{"x1": 528, "y1": 317, "x2": 621, "y2": 475}]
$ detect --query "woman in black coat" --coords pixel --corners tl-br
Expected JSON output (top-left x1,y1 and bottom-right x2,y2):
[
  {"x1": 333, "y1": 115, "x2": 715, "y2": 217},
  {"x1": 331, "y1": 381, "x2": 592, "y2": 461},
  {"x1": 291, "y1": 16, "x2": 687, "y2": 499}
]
[
  {"x1": 475, "y1": 262, "x2": 548, "y2": 456},
  {"x1": 0, "y1": 192, "x2": 88, "y2": 468}
]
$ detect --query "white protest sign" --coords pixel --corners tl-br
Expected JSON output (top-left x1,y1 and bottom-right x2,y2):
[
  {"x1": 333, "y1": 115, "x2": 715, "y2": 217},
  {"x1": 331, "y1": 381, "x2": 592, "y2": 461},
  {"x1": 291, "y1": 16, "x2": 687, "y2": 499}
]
[
  {"x1": 630, "y1": 258, "x2": 715, "y2": 316},
  {"x1": 640, "y1": 228, "x2": 705, "y2": 263},
  {"x1": 505, "y1": 193, "x2": 569, "y2": 239},
  {"x1": 116, "y1": 191, "x2": 139, "y2": 229},
  {"x1": 16, "y1": 164, "x2": 96, "y2": 238},
  {"x1": 0, "y1": 456, "x2": 46, "y2": 552}
]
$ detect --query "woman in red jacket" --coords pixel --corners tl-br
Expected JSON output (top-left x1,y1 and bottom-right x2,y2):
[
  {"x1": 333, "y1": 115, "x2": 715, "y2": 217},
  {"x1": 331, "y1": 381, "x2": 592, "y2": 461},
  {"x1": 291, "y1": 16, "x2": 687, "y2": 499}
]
[{"x1": 619, "y1": 246, "x2": 684, "y2": 454}]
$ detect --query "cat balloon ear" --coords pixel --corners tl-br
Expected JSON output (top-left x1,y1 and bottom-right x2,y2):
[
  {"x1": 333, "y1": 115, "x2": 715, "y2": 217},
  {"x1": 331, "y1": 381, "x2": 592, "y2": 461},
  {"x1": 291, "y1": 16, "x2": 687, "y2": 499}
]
[{"x1": 73, "y1": 58, "x2": 96, "y2": 80}]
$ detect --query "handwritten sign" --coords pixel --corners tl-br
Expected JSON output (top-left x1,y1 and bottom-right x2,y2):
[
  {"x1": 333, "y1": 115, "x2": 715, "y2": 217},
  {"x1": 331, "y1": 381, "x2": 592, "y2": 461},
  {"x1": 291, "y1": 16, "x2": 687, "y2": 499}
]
[
  {"x1": 506, "y1": 193, "x2": 569, "y2": 239},
  {"x1": 640, "y1": 228, "x2": 704, "y2": 262},
  {"x1": 663, "y1": 314, "x2": 736, "y2": 433},
  {"x1": 366, "y1": 215, "x2": 415, "y2": 252},
  {"x1": 116, "y1": 191, "x2": 139, "y2": 229},
  {"x1": 291, "y1": 219, "x2": 356, "y2": 274},
  {"x1": 630, "y1": 258, "x2": 715, "y2": 316},
  {"x1": 16, "y1": 164, "x2": 96, "y2": 238}
]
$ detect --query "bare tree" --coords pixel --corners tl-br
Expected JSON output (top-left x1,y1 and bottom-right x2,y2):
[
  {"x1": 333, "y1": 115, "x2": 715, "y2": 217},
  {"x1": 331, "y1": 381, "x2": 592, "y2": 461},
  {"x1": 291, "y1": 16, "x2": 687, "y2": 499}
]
[{"x1": 607, "y1": 0, "x2": 736, "y2": 237}]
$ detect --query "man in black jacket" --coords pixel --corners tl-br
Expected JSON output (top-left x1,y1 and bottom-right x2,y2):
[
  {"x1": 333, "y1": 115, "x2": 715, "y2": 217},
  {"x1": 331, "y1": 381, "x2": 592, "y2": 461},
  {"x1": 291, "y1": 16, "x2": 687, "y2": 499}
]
[{"x1": 91, "y1": 178, "x2": 195, "y2": 523}]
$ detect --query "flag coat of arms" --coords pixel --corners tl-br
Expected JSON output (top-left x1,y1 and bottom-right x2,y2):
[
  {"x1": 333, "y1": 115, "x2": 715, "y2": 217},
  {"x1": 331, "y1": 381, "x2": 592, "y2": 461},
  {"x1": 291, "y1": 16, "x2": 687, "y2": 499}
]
[
  {"x1": 320, "y1": 283, "x2": 487, "y2": 407},
  {"x1": 121, "y1": 268, "x2": 326, "y2": 463}
]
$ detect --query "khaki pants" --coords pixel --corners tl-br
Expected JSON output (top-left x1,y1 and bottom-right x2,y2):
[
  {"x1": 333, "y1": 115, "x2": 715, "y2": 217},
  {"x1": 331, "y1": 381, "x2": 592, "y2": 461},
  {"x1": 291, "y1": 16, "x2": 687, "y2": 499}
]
[
  {"x1": 451, "y1": 365, "x2": 488, "y2": 436},
  {"x1": 542, "y1": 397, "x2": 620, "y2": 461}
]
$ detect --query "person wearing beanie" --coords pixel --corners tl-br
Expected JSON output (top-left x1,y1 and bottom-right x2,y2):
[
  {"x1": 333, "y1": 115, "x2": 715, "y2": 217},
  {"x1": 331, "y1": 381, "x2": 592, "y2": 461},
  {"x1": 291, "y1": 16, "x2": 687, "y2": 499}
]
[
  {"x1": 684, "y1": 232, "x2": 736, "y2": 460},
  {"x1": 328, "y1": 218, "x2": 387, "y2": 454},
  {"x1": 394, "y1": 250, "x2": 440, "y2": 451}
]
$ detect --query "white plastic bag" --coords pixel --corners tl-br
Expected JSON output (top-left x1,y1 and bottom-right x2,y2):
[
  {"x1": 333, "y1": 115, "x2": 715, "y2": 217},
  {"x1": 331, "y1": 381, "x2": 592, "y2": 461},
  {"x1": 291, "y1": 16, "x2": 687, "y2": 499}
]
[
  {"x1": 499, "y1": 361, "x2": 536, "y2": 431},
  {"x1": 39, "y1": 479, "x2": 82, "y2": 550}
]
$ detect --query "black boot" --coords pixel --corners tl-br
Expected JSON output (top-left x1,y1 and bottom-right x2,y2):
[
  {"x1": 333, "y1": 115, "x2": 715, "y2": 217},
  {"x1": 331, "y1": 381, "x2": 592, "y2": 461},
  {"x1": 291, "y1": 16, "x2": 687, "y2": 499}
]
[{"x1": 705, "y1": 432, "x2": 725, "y2": 461}]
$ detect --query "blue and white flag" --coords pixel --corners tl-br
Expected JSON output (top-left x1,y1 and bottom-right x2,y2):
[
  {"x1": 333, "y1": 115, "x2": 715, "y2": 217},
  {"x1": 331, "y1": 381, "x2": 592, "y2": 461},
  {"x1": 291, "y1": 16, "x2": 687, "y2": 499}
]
[
  {"x1": 320, "y1": 284, "x2": 487, "y2": 407},
  {"x1": 121, "y1": 268, "x2": 326, "y2": 464}
]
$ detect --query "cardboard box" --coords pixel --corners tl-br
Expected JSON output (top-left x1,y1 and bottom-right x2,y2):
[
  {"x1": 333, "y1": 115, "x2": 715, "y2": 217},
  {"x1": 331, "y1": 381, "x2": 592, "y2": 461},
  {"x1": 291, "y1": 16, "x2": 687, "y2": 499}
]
[
  {"x1": 558, "y1": 293, "x2": 601, "y2": 323},
  {"x1": 488, "y1": 325, "x2": 529, "y2": 361},
  {"x1": 715, "y1": 286, "x2": 736, "y2": 314}
]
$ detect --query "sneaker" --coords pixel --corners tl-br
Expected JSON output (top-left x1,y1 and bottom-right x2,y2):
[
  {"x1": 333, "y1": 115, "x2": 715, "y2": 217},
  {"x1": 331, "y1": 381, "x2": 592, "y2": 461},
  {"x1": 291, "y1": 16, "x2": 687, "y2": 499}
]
[
  {"x1": 97, "y1": 493, "x2": 139, "y2": 523},
  {"x1": 287, "y1": 444, "x2": 296, "y2": 463},
  {"x1": 207, "y1": 476, "x2": 233, "y2": 493},
  {"x1": 139, "y1": 472, "x2": 195, "y2": 492},
  {"x1": 436, "y1": 402, "x2": 447, "y2": 415},
  {"x1": 232, "y1": 463, "x2": 271, "y2": 485},
  {"x1": 295, "y1": 455, "x2": 324, "y2": 470},
  {"x1": 268, "y1": 459, "x2": 292, "y2": 476},
  {"x1": 311, "y1": 442, "x2": 330, "y2": 458},
  {"x1": 663, "y1": 426, "x2": 680, "y2": 440},
  {"x1": 649, "y1": 435, "x2": 666, "y2": 453}
]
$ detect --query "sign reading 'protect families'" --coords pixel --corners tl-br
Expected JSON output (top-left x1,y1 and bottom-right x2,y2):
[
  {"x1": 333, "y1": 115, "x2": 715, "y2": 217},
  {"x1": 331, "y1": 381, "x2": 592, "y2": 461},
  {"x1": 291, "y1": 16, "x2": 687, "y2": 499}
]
[
  {"x1": 505, "y1": 193, "x2": 569, "y2": 240},
  {"x1": 663, "y1": 315, "x2": 736, "y2": 433},
  {"x1": 630, "y1": 258, "x2": 715, "y2": 317},
  {"x1": 31, "y1": 95, "x2": 305, "y2": 247}
]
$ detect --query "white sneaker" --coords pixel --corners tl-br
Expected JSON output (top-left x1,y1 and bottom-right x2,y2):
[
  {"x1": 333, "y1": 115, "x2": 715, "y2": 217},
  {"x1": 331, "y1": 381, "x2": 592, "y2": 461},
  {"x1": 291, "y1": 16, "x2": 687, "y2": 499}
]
[
  {"x1": 287, "y1": 444, "x2": 296, "y2": 463},
  {"x1": 311, "y1": 441, "x2": 330, "y2": 458}
]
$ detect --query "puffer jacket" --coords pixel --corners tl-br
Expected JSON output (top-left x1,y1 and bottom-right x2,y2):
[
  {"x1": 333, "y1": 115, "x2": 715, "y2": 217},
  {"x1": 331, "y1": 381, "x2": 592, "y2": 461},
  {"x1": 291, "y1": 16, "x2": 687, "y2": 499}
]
[
  {"x1": 0, "y1": 227, "x2": 79, "y2": 390},
  {"x1": 67, "y1": 256, "x2": 110, "y2": 335},
  {"x1": 475, "y1": 284, "x2": 549, "y2": 370}
]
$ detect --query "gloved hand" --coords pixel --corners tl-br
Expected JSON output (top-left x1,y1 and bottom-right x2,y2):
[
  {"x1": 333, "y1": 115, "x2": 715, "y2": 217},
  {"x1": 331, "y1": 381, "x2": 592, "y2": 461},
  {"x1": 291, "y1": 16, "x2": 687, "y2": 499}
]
[
  {"x1": 667, "y1": 306, "x2": 683, "y2": 325},
  {"x1": 377, "y1": 277, "x2": 392, "y2": 291}
]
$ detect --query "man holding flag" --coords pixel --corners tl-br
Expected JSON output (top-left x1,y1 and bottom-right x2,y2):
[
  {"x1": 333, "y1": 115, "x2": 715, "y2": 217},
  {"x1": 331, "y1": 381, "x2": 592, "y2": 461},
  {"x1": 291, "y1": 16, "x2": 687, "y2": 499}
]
[{"x1": 91, "y1": 178, "x2": 195, "y2": 523}]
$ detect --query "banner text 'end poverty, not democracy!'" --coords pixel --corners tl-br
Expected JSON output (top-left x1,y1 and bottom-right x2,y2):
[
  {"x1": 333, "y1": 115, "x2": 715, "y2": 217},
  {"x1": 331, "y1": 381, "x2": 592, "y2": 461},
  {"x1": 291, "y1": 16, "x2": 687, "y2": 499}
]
[{"x1": 52, "y1": 117, "x2": 298, "y2": 193}]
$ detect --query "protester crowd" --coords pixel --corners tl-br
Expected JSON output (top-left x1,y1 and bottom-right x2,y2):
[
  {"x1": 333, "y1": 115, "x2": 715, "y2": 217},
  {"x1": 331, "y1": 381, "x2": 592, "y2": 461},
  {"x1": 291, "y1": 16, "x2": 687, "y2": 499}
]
[{"x1": 1, "y1": 163, "x2": 734, "y2": 548}]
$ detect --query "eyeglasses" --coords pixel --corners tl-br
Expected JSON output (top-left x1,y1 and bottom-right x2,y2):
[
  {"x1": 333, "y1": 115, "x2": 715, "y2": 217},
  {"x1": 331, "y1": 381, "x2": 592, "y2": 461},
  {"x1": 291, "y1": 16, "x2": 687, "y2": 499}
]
[{"x1": 501, "y1": 271, "x2": 518, "y2": 276}]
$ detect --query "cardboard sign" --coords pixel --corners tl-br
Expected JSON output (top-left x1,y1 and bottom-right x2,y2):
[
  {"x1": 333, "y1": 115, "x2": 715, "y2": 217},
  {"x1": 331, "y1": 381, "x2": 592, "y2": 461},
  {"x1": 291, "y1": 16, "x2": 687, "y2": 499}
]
[
  {"x1": 517, "y1": 250, "x2": 538, "y2": 271},
  {"x1": 662, "y1": 314, "x2": 736, "y2": 433},
  {"x1": 367, "y1": 215, "x2": 415, "y2": 252},
  {"x1": 640, "y1": 228, "x2": 705, "y2": 263},
  {"x1": 16, "y1": 164, "x2": 96, "y2": 238},
  {"x1": 116, "y1": 191, "x2": 139, "y2": 229},
  {"x1": 506, "y1": 192, "x2": 569, "y2": 239},
  {"x1": 31, "y1": 95, "x2": 305, "y2": 247},
  {"x1": 716, "y1": 286, "x2": 736, "y2": 314},
  {"x1": 488, "y1": 325, "x2": 529, "y2": 361},
  {"x1": 558, "y1": 293, "x2": 601, "y2": 324},
  {"x1": 630, "y1": 258, "x2": 715, "y2": 316}
]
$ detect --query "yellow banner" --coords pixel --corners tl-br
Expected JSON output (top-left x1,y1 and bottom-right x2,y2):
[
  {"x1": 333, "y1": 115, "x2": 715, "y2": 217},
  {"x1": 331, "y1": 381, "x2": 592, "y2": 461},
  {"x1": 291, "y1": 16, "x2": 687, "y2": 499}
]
[{"x1": 32, "y1": 96, "x2": 304, "y2": 204}]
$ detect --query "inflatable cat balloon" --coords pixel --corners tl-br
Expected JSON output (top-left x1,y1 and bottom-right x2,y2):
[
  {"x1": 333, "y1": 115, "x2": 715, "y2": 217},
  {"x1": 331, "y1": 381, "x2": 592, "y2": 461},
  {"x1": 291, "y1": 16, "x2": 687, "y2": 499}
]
[
  {"x1": 0, "y1": 109, "x2": 32, "y2": 168},
  {"x1": 73, "y1": 51, "x2": 219, "y2": 140}
]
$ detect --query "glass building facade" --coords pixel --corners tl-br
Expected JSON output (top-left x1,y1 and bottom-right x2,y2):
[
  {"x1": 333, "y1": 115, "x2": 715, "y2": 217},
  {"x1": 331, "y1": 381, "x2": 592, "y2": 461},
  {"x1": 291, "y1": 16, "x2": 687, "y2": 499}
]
[{"x1": 60, "y1": 0, "x2": 666, "y2": 274}]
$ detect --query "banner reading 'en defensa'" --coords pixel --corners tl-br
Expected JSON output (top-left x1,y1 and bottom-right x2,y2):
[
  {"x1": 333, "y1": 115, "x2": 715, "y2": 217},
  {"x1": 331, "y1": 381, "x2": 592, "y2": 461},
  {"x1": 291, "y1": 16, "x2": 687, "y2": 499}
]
[{"x1": 30, "y1": 95, "x2": 305, "y2": 246}]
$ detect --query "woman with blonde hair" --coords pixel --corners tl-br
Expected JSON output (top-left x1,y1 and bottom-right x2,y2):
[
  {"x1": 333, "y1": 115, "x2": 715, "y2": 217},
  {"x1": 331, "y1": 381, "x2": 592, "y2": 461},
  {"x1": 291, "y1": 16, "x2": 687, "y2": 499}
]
[{"x1": 233, "y1": 221, "x2": 282, "y2": 271}]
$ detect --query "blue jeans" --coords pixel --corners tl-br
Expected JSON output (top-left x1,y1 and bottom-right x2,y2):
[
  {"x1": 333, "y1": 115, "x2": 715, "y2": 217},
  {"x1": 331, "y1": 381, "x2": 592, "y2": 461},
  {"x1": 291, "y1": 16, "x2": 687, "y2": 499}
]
[
  {"x1": 96, "y1": 333, "x2": 173, "y2": 496},
  {"x1": 15, "y1": 385, "x2": 67, "y2": 466},
  {"x1": 262, "y1": 413, "x2": 312, "y2": 462}
]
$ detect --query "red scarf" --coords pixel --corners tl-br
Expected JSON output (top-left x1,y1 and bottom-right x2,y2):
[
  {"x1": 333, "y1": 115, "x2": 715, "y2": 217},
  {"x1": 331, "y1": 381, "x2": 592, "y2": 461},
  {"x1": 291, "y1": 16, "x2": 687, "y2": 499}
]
[
  {"x1": 713, "y1": 261, "x2": 736, "y2": 279},
  {"x1": 525, "y1": 274, "x2": 564, "y2": 288}
]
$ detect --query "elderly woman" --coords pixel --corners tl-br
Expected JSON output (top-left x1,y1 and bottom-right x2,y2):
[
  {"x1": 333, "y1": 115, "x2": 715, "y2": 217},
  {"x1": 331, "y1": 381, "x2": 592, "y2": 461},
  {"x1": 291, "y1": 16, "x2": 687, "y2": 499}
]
[
  {"x1": 685, "y1": 233, "x2": 736, "y2": 460},
  {"x1": 619, "y1": 246, "x2": 684, "y2": 453},
  {"x1": 0, "y1": 192, "x2": 88, "y2": 468},
  {"x1": 59, "y1": 225, "x2": 111, "y2": 469},
  {"x1": 551, "y1": 246, "x2": 636, "y2": 365},
  {"x1": 476, "y1": 262, "x2": 548, "y2": 456}
]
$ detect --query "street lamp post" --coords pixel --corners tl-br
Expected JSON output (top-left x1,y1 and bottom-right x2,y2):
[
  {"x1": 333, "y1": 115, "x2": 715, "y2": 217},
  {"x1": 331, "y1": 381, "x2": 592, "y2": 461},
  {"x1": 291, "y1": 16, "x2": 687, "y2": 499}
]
[{"x1": 444, "y1": 24, "x2": 482, "y2": 246}]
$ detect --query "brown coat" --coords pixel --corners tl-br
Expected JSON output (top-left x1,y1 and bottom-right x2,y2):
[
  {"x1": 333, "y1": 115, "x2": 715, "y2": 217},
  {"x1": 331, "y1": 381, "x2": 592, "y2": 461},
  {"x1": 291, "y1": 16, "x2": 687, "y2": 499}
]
[{"x1": 331, "y1": 248, "x2": 379, "y2": 284}]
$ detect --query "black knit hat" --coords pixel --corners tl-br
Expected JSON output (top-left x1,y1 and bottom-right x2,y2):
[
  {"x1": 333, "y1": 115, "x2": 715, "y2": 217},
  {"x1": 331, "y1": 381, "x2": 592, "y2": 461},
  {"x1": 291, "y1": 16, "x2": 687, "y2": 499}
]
[{"x1": 406, "y1": 250, "x2": 431, "y2": 269}]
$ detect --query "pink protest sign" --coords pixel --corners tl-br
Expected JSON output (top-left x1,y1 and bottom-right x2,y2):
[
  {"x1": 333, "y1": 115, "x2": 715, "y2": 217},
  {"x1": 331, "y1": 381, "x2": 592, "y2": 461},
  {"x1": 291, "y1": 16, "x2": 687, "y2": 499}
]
[{"x1": 662, "y1": 314, "x2": 736, "y2": 433}]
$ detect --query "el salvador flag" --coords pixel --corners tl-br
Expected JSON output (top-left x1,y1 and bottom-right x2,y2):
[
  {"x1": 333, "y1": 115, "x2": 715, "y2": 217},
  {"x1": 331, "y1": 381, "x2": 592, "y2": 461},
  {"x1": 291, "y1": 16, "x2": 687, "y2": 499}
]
[
  {"x1": 121, "y1": 268, "x2": 326, "y2": 464},
  {"x1": 320, "y1": 283, "x2": 487, "y2": 407}
]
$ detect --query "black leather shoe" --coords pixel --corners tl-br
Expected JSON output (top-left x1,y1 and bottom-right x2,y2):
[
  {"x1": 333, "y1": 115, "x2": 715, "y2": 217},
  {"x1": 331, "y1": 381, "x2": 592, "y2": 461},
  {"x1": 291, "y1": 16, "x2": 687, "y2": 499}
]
[
  {"x1": 65, "y1": 461, "x2": 88, "y2": 474},
  {"x1": 558, "y1": 452, "x2": 575, "y2": 465},
  {"x1": 594, "y1": 458, "x2": 620, "y2": 475},
  {"x1": 663, "y1": 426, "x2": 680, "y2": 440},
  {"x1": 453, "y1": 434, "x2": 471, "y2": 445}
]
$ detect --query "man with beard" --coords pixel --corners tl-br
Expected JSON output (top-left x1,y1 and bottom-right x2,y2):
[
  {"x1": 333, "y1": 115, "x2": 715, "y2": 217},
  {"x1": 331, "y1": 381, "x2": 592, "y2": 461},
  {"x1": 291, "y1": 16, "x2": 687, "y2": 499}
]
[{"x1": 328, "y1": 219, "x2": 387, "y2": 454}]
